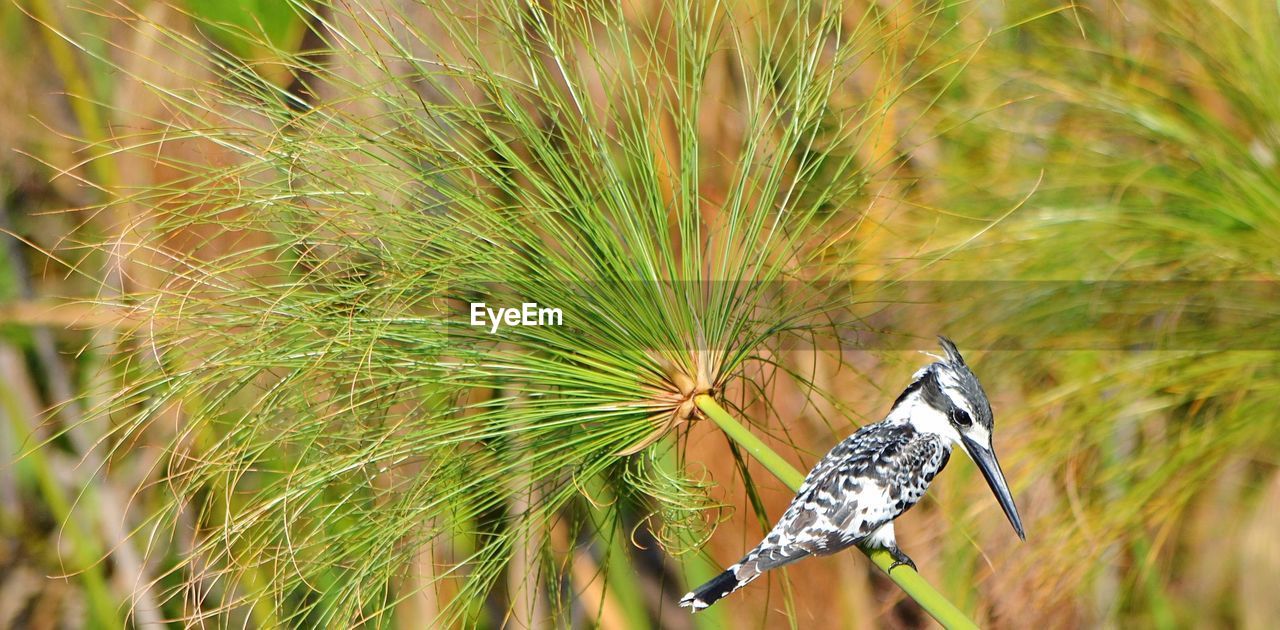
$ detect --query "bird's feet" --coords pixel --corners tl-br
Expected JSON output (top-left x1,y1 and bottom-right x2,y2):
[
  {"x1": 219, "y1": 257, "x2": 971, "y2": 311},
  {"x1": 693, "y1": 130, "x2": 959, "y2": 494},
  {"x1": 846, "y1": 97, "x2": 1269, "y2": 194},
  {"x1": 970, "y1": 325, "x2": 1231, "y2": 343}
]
[{"x1": 886, "y1": 546, "x2": 917, "y2": 573}]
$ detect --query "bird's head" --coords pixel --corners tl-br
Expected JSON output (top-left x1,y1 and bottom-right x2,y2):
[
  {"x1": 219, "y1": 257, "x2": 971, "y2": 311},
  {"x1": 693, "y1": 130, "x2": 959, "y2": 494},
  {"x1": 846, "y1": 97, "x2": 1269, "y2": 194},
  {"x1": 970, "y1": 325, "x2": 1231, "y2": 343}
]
[{"x1": 891, "y1": 336, "x2": 1026, "y2": 540}]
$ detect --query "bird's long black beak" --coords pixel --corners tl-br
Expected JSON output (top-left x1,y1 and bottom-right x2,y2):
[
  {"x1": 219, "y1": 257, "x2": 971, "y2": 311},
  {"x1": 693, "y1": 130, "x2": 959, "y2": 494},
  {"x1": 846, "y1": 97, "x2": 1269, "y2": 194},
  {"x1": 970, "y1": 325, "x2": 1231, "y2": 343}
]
[{"x1": 961, "y1": 435, "x2": 1025, "y2": 540}]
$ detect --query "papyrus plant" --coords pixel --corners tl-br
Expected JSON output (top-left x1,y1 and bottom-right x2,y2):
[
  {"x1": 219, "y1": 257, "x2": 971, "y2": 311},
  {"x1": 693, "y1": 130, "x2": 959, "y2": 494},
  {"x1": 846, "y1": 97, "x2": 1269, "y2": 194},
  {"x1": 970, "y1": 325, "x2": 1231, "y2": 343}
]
[{"x1": 81, "y1": 0, "x2": 982, "y2": 625}]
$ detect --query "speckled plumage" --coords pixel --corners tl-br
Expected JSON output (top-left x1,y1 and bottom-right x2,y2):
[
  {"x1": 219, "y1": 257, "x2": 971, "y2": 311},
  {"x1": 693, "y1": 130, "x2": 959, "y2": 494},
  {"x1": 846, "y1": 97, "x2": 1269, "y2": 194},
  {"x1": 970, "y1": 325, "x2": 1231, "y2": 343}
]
[
  {"x1": 745, "y1": 423, "x2": 949, "y2": 568},
  {"x1": 680, "y1": 337, "x2": 1024, "y2": 612}
]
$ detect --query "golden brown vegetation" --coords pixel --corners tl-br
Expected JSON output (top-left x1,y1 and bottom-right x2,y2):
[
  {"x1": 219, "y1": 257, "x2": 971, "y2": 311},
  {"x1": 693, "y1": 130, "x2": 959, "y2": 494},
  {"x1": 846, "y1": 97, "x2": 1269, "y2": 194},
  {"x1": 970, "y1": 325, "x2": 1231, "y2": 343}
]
[{"x1": 1, "y1": 1, "x2": 1278, "y2": 628}]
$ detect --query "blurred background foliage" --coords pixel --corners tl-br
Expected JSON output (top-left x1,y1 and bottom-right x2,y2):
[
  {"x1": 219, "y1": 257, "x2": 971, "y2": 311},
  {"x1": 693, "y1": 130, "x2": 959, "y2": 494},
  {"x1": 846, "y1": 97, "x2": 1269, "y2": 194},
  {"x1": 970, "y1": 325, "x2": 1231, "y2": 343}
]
[{"x1": 1, "y1": 0, "x2": 1278, "y2": 628}]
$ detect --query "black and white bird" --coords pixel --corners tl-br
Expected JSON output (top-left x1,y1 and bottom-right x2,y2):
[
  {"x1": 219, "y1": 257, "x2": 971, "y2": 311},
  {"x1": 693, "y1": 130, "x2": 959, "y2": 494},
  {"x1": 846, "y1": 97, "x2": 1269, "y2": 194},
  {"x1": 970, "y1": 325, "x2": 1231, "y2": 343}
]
[{"x1": 679, "y1": 337, "x2": 1025, "y2": 612}]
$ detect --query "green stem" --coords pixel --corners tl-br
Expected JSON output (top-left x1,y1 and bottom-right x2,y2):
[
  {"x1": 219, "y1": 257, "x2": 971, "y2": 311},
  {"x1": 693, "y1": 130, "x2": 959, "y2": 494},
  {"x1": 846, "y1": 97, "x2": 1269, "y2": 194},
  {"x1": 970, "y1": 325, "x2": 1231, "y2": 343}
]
[
  {"x1": 693, "y1": 394, "x2": 980, "y2": 630},
  {"x1": 696, "y1": 396, "x2": 806, "y2": 490},
  {"x1": 655, "y1": 440, "x2": 727, "y2": 630},
  {"x1": 2, "y1": 386, "x2": 120, "y2": 628},
  {"x1": 25, "y1": 0, "x2": 120, "y2": 189},
  {"x1": 582, "y1": 473, "x2": 653, "y2": 629}
]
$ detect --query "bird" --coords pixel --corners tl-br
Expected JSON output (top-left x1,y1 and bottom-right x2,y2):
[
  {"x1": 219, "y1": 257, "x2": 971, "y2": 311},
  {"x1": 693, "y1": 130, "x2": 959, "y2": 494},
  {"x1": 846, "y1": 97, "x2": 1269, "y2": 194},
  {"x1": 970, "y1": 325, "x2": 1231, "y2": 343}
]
[{"x1": 679, "y1": 336, "x2": 1025, "y2": 612}]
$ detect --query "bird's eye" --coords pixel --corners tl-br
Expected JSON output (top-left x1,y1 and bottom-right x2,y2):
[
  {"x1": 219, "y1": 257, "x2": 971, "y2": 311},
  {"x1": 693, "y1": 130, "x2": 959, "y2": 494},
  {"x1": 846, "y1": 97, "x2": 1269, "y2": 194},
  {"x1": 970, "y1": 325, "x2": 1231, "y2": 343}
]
[{"x1": 950, "y1": 408, "x2": 973, "y2": 427}]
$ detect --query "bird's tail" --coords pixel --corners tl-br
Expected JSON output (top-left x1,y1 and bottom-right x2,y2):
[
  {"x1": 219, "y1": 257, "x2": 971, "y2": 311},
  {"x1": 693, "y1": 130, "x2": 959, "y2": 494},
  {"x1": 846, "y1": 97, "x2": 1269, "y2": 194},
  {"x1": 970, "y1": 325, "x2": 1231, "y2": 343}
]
[
  {"x1": 677, "y1": 563, "x2": 758, "y2": 612},
  {"x1": 679, "y1": 539, "x2": 815, "y2": 612}
]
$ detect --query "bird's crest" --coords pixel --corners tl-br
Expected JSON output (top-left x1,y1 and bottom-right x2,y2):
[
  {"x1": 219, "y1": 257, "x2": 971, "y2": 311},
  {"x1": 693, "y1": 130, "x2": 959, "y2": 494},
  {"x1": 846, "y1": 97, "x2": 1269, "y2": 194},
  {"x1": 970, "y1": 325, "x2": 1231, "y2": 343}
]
[{"x1": 937, "y1": 336, "x2": 966, "y2": 366}]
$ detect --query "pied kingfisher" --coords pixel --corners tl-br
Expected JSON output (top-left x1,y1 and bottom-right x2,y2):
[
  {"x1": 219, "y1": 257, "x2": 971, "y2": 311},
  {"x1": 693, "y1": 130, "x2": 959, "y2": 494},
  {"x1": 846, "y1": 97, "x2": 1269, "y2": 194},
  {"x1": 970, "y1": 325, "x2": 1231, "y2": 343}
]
[{"x1": 679, "y1": 337, "x2": 1025, "y2": 612}]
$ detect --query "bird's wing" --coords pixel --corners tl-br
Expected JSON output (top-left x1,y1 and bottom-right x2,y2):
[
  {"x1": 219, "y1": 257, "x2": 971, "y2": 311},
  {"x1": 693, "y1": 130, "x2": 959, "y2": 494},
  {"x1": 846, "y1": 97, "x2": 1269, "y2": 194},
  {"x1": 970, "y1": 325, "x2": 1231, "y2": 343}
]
[
  {"x1": 811, "y1": 425, "x2": 926, "y2": 542},
  {"x1": 850, "y1": 430, "x2": 950, "y2": 527},
  {"x1": 735, "y1": 424, "x2": 920, "y2": 578}
]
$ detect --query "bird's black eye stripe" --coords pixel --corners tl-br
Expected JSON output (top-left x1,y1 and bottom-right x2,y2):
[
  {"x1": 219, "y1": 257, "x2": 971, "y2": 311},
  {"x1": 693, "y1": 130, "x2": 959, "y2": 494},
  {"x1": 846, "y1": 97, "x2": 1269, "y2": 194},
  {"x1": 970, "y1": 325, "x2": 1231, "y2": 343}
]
[{"x1": 950, "y1": 408, "x2": 973, "y2": 426}]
